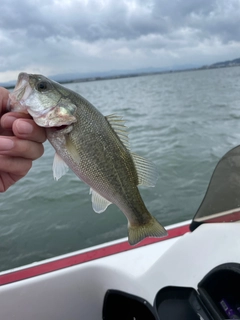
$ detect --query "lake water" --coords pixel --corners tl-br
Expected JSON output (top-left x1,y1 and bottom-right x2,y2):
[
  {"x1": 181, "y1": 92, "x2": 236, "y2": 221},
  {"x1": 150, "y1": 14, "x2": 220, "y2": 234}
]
[{"x1": 1, "y1": 67, "x2": 240, "y2": 271}]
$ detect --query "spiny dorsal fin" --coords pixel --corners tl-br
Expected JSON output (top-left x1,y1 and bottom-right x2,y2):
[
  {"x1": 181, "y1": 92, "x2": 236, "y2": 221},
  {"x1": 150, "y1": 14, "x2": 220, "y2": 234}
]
[
  {"x1": 131, "y1": 153, "x2": 159, "y2": 187},
  {"x1": 105, "y1": 114, "x2": 130, "y2": 150},
  {"x1": 90, "y1": 188, "x2": 112, "y2": 213}
]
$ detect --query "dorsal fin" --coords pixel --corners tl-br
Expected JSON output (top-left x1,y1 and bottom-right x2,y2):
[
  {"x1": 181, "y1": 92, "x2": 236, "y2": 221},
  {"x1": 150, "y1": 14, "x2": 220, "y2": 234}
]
[
  {"x1": 105, "y1": 114, "x2": 158, "y2": 187},
  {"x1": 131, "y1": 153, "x2": 159, "y2": 187},
  {"x1": 105, "y1": 114, "x2": 130, "y2": 150}
]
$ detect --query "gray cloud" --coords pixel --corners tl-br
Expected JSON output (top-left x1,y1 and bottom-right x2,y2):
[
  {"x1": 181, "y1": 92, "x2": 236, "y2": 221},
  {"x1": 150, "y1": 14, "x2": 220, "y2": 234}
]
[{"x1": 0, "y1": 0, "x2": 240, "y2": 82}]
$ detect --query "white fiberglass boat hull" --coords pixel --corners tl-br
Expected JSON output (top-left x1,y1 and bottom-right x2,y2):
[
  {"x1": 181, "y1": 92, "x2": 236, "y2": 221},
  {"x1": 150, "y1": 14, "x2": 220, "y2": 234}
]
[{"x1": 0, "y1": 217, "x2": 239, "y2": 320}]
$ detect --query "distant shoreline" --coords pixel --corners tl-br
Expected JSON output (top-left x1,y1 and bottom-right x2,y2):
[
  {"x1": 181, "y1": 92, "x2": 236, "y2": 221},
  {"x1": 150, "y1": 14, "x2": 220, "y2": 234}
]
[{"x1": 3, "y1": 64, "x2": 240, "y2": 90}]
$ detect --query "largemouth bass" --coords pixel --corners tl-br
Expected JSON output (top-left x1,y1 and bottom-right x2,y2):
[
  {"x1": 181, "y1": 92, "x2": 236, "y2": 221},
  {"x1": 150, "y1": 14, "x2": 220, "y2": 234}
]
[{"x1": 9, "y1": 72, "x2": 167, "y2": 245}]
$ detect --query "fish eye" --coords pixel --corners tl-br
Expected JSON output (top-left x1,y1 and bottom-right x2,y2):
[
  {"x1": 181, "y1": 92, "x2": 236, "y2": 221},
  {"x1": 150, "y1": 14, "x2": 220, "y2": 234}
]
[{"x1": 36, "y1": 81, "x2": 50, "y2": 92}]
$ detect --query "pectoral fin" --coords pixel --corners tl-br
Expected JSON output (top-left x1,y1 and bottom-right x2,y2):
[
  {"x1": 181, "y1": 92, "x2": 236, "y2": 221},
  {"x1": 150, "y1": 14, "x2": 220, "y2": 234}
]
[
  {"x1": 53, "y1": 152, "x2": 69, "y2": 180},
  {"x1": 65, "y1": 135, "x2": 81, "y2": 164},
  {"x1": 90, "y1": 188, "x2": 112, "y2": 213}
]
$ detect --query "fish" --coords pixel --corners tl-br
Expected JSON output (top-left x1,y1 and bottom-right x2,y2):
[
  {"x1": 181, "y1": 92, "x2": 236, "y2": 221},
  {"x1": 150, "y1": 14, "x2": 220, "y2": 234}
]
[{"x1": 9, "y1": 72, "x2": 167, "y2": 245}]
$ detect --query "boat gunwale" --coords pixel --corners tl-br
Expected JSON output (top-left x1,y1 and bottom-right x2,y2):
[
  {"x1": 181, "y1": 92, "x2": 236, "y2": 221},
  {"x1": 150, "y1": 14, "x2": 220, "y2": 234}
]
[
  {"x1": 2, "y1": 206, "x2": 240, "y2": 287},
  {"x1": 0, "y1": 222, "x2": 190, "y2": 286}
]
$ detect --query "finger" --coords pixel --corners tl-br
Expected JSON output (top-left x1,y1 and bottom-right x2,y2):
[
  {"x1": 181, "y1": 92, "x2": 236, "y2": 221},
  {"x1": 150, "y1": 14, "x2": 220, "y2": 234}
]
[
  {"x1": 1, "y1": 112, "x2": 31, "y2": 130},
  {"x1": 0, "y1": 156, "x2": 32, "y2": 192},
  {"x1": 0, "y1": 155, "x2": 32, "y2": 176},
  {"x1": 0, "y1": 136, "x2": 44, "y2": 160},
  {"x1": 1, "y1": 113, "x2": 47, "y2": 143},
  {"x1": 0, "y1": 88, "x2": 10, "y2": 114},
  {"x1": 13, "y1": 119, "x2": 47, "y2": 143}
]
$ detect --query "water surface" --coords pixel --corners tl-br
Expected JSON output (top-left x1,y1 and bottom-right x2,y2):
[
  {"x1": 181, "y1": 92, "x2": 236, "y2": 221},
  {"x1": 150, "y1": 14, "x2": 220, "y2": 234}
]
[{"x1": 1, "y1": 67, "x2": 240, "y2": 271}]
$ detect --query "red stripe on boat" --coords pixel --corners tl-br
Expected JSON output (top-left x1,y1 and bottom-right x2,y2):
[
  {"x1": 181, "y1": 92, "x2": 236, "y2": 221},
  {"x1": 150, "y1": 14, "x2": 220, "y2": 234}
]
[{"x1": 0, "y1": 224, "x2": 189, "y2": 286}]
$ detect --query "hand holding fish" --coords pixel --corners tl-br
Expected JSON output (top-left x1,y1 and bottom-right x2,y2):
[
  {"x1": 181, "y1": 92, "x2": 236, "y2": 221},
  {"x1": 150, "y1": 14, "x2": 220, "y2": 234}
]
[{"x1": 0, "y1": 87, "x2": 46, "y2": 192}]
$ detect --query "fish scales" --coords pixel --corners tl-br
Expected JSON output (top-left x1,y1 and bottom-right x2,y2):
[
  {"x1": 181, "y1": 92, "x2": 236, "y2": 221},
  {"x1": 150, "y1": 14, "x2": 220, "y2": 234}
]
[{"x1": 53, "y1": 100, "x2": 141, "y2": 214}]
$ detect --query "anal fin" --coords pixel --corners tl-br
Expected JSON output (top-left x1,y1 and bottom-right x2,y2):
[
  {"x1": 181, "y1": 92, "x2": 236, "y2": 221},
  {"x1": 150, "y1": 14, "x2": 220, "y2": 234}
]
[{"x1": 90, "y1": 188, "x2": 112, "y2": 213}]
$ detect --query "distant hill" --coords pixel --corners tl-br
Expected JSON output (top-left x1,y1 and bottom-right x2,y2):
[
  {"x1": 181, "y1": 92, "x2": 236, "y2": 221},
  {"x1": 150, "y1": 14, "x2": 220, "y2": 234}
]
[
  {"x1": 0, "y1": 64, "x2": 198, "y2": 88},
  {"x1": 1, "y1": 80, "x2": 16, "y2": 88},
  {"x1": 201, "y1": 57, "x2": 240, "y2": 69},
  {"x1": 49, "y1": 64, "x2": 198, "y2": 84},
  {"x1": 1, "y1": 58, "x2": 240, "y2": 88}
]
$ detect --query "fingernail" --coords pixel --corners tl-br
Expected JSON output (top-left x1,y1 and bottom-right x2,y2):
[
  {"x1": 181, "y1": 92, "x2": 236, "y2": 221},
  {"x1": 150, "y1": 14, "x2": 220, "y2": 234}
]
[
  {"x1": 16, "y1": 120, "x2": 33, "y2": 134},
  {"x1": 0, "y1": 138, "x2": 14, "y2": 150}
]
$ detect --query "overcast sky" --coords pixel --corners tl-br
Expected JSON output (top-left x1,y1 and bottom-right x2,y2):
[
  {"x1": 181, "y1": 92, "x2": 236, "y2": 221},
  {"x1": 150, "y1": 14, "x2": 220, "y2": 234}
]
[{"x1": 0, "y1": 0, "x2": 240, "y2": 83}]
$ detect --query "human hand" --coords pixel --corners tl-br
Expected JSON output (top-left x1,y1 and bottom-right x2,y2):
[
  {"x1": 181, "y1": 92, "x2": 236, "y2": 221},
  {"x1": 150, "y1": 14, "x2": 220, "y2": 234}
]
[{"x1": 0, "y1": 87, "x2": 46, "y2": 192}]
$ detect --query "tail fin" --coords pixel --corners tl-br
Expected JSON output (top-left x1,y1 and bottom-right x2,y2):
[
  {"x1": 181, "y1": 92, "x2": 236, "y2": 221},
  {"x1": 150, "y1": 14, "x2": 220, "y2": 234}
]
[{"x1": 128, "y1": 217, "x2": 167, "y2": 246}]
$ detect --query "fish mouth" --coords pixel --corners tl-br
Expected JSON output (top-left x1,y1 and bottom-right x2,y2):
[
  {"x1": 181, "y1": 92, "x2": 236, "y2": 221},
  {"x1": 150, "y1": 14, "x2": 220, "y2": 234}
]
[
  {"x1": 8, "y1": 73, "x2": 32, "y2": 112},
  {"x1": 47, "y1": 124, "x2": 73, "y2": 136},
  {"x1": 47, "y1": 124, "x2": 69, "y2": 131},
  {"x1": 55, "y1": 125, "x2": 68, "y2": 130}
]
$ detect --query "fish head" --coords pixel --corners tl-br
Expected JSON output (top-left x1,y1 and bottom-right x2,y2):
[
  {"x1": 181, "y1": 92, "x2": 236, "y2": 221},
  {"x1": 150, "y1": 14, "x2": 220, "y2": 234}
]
[{"x1": 9, "y1": 72, "x2": 77, "y2": 127}]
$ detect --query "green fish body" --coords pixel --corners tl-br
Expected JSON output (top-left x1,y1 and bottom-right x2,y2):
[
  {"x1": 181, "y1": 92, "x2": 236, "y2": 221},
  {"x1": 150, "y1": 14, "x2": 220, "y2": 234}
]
[{"x1": 9, "y1": 73, "x2": 167, "y2": 245}]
